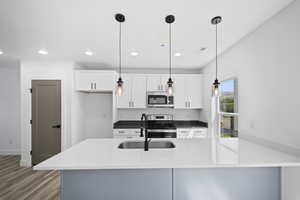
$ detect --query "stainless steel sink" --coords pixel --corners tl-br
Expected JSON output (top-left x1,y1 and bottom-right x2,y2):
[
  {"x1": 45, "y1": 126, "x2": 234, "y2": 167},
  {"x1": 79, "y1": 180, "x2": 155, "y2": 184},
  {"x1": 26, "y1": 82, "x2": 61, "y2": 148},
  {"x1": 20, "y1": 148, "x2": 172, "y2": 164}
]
[{"x1": 118, "y1": 141, "x2": 175, "y2": 149}]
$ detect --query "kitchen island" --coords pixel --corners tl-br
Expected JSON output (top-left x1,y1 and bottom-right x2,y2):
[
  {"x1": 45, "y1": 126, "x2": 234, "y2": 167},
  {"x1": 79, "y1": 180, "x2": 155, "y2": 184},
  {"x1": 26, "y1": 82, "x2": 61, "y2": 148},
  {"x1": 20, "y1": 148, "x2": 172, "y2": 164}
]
[{"x1": 34, "y1": 138, "x2": 300, "y2": 200}]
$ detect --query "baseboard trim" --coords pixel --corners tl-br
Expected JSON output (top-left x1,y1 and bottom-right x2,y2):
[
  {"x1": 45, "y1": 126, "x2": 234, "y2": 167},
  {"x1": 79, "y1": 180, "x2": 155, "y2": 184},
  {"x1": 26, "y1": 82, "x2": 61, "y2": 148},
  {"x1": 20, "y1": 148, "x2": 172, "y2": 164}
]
[
  {"x1": 0, "y1": 149, "x2": 21, "y2": 155},
  {"x1": 20, "y1": 159, "x2": 31, "y2": 167},
  {"x1": 240, "y1": 133, "x2": 300, "y2": 157}
]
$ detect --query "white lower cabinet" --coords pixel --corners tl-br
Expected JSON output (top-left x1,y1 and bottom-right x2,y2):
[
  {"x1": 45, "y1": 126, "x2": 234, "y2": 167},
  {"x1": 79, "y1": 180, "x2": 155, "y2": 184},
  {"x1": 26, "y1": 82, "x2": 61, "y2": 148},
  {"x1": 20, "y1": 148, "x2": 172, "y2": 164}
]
[
  {"x1": 113, "y1": 129, "x2": 141, "y2": 138},
  {"x1": 177, "y1": 128, "x2": 207, "y2": 139}
]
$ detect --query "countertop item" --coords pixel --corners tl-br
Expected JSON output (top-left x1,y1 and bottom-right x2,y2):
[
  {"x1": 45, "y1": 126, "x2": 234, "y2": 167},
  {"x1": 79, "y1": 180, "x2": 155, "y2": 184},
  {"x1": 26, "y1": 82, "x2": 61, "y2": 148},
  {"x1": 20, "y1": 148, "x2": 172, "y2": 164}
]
[
  {"x1": 113, "y1": 120, "x2": 208, "y2": 129},
  {"x1": 34, "y1": 137, "x2": 300, "y2": 170}
]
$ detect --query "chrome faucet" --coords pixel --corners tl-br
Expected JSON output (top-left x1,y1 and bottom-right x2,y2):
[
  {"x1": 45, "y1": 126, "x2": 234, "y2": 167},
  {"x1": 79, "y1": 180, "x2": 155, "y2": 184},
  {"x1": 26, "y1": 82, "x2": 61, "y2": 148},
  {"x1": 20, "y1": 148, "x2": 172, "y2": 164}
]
[{"x1": 140, "y1": 113, "x2": 150, "y2": 151}]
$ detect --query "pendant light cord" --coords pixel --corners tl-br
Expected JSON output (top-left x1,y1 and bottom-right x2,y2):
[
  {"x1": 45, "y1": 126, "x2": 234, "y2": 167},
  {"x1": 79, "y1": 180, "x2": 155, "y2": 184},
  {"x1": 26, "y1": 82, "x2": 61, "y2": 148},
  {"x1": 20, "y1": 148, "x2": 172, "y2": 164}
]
[
  {"x1": 215, "y1": 23, "x2": 218, "y2": 80},
  {"x1": 169, "y1": 23, "x2": 172, "y2": 79},
  {"x1": 119, "y1": 22, "x2": 122, "y2": 78}
]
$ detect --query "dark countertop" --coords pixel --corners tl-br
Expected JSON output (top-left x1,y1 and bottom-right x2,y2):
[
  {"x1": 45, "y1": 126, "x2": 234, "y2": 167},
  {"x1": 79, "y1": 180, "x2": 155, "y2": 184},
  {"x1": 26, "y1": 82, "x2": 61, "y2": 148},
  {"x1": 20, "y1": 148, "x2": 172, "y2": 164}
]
[{"x1": 113, "y1": 120, "x2": 208, "y2": 129}]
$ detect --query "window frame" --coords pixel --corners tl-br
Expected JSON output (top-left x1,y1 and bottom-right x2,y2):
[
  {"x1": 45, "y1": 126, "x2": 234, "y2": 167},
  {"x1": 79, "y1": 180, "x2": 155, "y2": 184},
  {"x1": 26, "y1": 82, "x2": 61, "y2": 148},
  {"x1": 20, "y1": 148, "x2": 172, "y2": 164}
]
[{"x1": 218, "y1": 77, "x2": 239, "y2": 138}]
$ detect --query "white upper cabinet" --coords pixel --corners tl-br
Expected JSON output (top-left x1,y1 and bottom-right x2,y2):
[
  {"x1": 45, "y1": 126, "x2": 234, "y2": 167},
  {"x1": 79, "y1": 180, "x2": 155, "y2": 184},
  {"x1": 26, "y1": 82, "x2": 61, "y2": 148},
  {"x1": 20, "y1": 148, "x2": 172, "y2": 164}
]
[
  {"x1": 147, "y1": 75, "x2": 162, "y2": 91},
  {"x1": 75, "y1": 70, "x2": 116, "y2": 92},
  {"x1": 173, "y1": 74, "x2": 203, "y2": 109},
  {"x1": 131, "y1": 75, "x2": 147, "y2": 108},
  {"x1": 116, "y1": 74, "x2": 147, "y2": 109},
  {"x1": 147, "y1": 75, "x2": 169, "y2": 92},
  {"x1": 173, "y1": 75, "x2": 187, "y2": 109},
  {"x1": 116, "y1": 75, "x2": 132, "y2": 108},
  {"x1": 187, "y1": 75, "x2": 202, "y2": 109}
]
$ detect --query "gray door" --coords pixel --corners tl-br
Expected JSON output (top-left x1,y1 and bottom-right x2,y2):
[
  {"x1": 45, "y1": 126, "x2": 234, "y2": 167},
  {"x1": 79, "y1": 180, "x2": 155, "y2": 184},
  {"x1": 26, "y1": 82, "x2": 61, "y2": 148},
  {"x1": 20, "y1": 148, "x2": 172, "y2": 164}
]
[{"x1": 32, "y1": 80, "x2": 61, "y2": 165}]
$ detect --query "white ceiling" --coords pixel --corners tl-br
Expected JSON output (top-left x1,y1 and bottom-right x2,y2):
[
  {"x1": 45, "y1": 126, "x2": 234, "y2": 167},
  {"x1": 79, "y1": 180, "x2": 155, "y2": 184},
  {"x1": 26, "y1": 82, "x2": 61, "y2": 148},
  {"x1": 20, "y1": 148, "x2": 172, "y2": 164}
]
[{"x1": 0, "y1": 0, "x2": 294, "y2": 68}]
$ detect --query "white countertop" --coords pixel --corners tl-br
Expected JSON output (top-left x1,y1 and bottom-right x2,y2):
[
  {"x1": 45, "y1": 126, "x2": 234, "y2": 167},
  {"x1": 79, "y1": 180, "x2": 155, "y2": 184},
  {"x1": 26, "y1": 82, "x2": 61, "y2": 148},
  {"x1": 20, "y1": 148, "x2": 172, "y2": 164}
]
[{"x1": 34, "y1": 138, "x2": 300, "y2": 170}]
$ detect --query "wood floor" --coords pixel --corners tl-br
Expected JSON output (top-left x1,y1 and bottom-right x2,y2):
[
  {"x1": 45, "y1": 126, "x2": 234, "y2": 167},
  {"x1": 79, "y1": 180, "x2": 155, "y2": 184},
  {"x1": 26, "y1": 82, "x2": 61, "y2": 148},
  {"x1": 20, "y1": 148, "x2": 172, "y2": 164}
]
[{"x1": 0, "y1": 156, "x2": 60, "y2": 200}]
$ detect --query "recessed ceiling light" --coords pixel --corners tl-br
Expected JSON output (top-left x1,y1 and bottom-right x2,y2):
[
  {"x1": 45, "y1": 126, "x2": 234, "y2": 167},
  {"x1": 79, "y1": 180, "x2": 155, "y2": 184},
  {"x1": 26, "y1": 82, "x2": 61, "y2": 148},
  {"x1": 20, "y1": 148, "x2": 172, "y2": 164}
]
[
  {"x1": 174, "y1": 52, "x2": 181, "y2": 57},
  {"x1": 38, "y1": 48, "x2": 48, "y2": 55},
  {"x1": 85, "y1": 49, "x2": 93, "y2": 56},
  {"x1": 0, "y1": 49, "x2": 3, "y2": 55},
  {"x1": 130, "y1": 52, "x2": 138, "y2": 56}
]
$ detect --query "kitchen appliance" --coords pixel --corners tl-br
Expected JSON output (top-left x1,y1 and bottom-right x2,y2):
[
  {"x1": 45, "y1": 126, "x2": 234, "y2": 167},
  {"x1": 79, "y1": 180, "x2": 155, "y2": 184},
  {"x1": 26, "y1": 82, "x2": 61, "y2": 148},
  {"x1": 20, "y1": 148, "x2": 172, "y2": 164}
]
[
  {"x1": 147, "y1": 92, "x2": 174, "y2": 108},
  {"x1": 146, "y1": 114, "x2": 176, "y2": 138}
]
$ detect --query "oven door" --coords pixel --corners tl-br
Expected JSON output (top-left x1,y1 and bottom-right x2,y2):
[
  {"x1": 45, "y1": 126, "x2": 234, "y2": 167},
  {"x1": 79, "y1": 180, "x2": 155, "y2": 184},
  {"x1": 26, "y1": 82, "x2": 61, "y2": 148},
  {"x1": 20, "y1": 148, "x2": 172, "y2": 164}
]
[{"x1": 147, "y1": 129, "x2": 177, "y2": 138}]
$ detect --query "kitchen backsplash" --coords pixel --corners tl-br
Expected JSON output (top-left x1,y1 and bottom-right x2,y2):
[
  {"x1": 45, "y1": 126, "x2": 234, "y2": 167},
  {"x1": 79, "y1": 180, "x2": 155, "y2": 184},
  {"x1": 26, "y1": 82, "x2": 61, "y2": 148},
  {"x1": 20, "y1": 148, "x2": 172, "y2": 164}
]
[{"x1": 117, "y1": 108, "x2": 201, "y2": 120}]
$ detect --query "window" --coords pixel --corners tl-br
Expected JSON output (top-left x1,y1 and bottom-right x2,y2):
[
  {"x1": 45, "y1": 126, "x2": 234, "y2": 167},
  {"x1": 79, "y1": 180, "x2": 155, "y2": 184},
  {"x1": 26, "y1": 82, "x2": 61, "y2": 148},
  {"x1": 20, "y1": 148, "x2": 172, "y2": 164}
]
[{"x1": 219, "y1": 78, "x2": 238, "y2": 138}]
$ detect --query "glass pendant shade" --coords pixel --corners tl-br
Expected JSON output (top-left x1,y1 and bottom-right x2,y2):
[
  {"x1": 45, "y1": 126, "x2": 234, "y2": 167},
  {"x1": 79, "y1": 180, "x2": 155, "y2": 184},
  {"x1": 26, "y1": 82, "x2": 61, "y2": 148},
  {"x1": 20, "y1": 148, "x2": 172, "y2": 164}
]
[
  {"x1": 212, "y1": 85, "x2": 219, "y2": 97},
  {"x1": 167, "y1": 85, "x2": 174, "y2": 96},
  {"x1": 167, "y1": 78, "x2": 174, "y2": 96},
  {"x1": 212, "y1": 79, "x2": 220, "y2": 97},
  {"x1": 116, "y1": 77, "x2": 123, "y2": 96}
]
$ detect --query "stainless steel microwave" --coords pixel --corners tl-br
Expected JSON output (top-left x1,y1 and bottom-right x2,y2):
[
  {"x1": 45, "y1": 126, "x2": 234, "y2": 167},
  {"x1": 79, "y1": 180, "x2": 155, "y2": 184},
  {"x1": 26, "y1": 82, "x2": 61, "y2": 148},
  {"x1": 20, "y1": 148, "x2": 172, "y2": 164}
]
[{"x1": 147, "y1": 92, "x2": 174, "y2": 108}]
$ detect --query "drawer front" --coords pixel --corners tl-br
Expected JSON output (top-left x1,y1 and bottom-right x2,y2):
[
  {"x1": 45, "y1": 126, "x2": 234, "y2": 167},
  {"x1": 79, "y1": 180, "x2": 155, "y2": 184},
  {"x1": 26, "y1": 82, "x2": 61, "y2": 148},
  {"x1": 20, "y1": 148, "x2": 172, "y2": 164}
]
[
  {"x1": 192, "y1": 128, "x2": 207, "y2": 138},
  {"x1": 177, "y1": 128, "x2": 207, "y2": 139},
  {"x1": 177, "y1": 129, "x2": 192, "y2": 139},
  {"x1": 113, "y1": 129, "x2": 140, "y2": 138}
]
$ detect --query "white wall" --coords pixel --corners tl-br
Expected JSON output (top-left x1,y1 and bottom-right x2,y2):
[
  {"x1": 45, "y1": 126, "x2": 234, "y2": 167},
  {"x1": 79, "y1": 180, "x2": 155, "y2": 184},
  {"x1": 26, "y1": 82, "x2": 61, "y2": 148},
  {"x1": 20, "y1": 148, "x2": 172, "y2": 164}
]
[
  {"x1": 0, "y1": 60, "x2": 20, "y2": 155},
  {"x1": 201, "y1": 0, "x2": 300, "y2": 150},
  {"x1": 20, "y1": 61, "x2": 75, "y2": 166},
  {"x1": 200, "y1": 1, "x2": 300, "y2": 199},
  {"x1": 83, "y1": 93, "x2": 113, "y2": 138}
]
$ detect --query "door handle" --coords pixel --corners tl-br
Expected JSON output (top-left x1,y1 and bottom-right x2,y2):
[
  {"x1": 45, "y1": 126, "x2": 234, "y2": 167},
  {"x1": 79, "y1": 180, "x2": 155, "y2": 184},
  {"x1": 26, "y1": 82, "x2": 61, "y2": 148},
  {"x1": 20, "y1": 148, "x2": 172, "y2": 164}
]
[{"x1": 52, "y1": 125, "x2": 61, "y2": 129}]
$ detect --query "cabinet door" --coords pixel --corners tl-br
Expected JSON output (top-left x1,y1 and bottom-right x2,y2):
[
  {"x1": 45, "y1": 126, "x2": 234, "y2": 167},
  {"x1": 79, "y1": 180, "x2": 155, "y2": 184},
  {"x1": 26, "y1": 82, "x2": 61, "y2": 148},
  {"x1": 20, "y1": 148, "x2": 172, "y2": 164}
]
[
  {"x1": 93, "y1": 71, "x2": 115, "y2": 91},
  {"x1": 186, "y1": 75, "x2": 202, "y2": 109},
  {"x1": 173, "y1": 75, "x2": 188, "y2": 109},
  {"x1": 177, "y1": 129, "x2": 192, "y2": 139},
  {"x1": 147, "y1": 75, "x2": 162, "y2": 91},
  {"x1": 131, "y1": 75, "x2": 147, "y2": 108},
  {"x1": 75, "y1": 71, "x2": 95, "y2": 91},
  {"x1": 192, "y1": 128, "x2": 207, "y2": 138},
  {"x1": 75, "y1": 70, "x2": 116, "y2": 92},
  {"x1": 116, "y1": 75, "x2": 132, "y2": 108}
]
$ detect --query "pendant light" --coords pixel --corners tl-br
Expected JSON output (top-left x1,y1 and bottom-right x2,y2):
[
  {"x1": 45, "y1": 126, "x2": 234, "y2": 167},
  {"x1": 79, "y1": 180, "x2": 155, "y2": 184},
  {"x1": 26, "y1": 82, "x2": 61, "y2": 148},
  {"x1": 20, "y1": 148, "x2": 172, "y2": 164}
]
[
  {"x1": 165, "y1": 15, "x2": 175, "y2": 96},
  {"x1": 115, "y1": 13, "x2": 125, "y2": 96},
  {"x1": 211, "y1": 16, "x2": 222, "y2": 97}
]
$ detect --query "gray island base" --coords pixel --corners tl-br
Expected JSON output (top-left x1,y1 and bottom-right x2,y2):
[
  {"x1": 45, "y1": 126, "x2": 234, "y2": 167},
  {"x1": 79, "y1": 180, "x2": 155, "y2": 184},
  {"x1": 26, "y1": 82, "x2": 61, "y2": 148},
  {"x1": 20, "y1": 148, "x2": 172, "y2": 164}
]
[{"x1": 61, "y1": 168, "x2": 280, "y2": 200}]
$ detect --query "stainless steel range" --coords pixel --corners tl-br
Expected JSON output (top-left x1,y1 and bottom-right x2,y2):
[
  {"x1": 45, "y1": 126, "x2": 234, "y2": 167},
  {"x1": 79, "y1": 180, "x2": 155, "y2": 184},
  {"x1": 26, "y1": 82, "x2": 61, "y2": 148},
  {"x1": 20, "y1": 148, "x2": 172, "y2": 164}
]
[{"x1": 146, "y1": 114, "x2": 176, "y2": 138}]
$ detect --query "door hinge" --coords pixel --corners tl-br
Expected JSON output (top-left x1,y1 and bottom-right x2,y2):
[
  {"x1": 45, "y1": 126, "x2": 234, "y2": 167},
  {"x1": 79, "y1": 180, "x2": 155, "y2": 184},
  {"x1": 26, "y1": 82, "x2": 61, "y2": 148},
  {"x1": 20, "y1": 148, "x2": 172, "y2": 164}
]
[
  {"x1": 30, "y1": 88, "x2": 32, "y2": 93},
  {"x1": 30, "y1": 150, "x2": 32, "y2": 155},
  {"x1": 30, "y1": 120, "x2": 32, "y2": 124}
]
